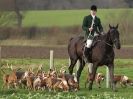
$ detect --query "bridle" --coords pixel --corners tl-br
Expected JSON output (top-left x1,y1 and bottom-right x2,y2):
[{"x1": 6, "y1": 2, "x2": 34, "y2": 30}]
[{"x1": 97, "y1": 31, "x2": 118, "y2": 48}]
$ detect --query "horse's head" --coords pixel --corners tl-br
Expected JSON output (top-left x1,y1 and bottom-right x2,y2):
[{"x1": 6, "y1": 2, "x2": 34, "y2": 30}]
[{"x1": 108, "y1": 24, "x2": 121, "y2": 49}]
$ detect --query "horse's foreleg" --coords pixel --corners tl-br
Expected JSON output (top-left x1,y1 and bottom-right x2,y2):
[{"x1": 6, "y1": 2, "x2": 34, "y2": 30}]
[
  {"x1": 68, "y1": 58, "x2": 77, "y2": 75},
  {"x1": 88, "y1": 63, "x2": 98, "y2": 90},
  {"x1": 108, "y1": 64, "x2": 116, "y2": 91}
]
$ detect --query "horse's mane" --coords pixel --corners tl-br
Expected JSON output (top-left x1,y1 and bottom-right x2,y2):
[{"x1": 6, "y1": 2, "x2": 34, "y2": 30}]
[{"x1": 97, "y1": 31, "x2": 110, "y2": 41}]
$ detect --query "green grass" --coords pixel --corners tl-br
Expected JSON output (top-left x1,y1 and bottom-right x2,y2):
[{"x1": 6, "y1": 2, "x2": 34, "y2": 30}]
[
  {"x1": 0, "y1": 59, "x2": 133, "y2": 98},
  {"x1": 1, "y1": 9, "x2": 133, "y2": 27},
  {"x1": 22, "y1": 9, "x2": 133, "y2": 27}
]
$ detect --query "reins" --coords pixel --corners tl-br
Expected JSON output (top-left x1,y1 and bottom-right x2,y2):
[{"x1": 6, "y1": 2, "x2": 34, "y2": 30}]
[{"x1": 97, "y1": 40, "x2": 114, "y2": 48}]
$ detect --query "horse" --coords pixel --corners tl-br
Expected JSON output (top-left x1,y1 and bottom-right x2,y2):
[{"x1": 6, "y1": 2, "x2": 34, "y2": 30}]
[{"x1": 68, "y1": 24, "x2": 121, "y2": 91}]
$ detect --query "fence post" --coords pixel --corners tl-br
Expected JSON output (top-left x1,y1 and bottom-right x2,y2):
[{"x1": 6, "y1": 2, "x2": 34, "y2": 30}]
[
  {"x1": 0, "y1": 47, "x2": 1, "y2": 67},
  {"x1": 106, "y1": 67, "x2": 110, "y2": 88},
  {"x1": 50, "y1": 50, "x2": 54, "y2": 69}
]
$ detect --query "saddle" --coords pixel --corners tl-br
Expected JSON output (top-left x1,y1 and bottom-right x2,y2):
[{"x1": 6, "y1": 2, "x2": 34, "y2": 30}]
[
  {"x1": 83, "y1": 35, "x2": 101, "y2": 49},
  {"x1": 92, "y1": 35, "x2": 101, "y2": 47}
]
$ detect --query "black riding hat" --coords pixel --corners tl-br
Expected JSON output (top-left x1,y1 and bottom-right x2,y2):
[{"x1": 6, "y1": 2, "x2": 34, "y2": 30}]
[{"x1": 90, "y1": 5, "x2": 97, "y2": 11}]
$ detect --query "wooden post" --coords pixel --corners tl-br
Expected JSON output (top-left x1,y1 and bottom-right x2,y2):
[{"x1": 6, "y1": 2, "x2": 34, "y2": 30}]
[
  {"x1": 0, "y1": 47, "x2": 1, "y2": 67},
  {"x1": 50, "y1": 50, "x2": 54, "y2": 69},
  {"x1": 106, "y1": 67, "x2": 110, "y2": 88},
  {"x1": 0, "y1": 46, "x2": 2, "y2": 75}
]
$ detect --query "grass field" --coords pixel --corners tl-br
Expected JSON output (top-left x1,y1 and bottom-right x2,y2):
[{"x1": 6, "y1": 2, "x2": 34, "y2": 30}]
[
  {"x1": 22, "y1": 9, "x2": 133, "y2": 27},
  {"x1": 0, "y1": 59, "x2": 133, "y2": 99},
  {"x1": 1, "y1": 9, "x2": 132, "y2": 28}
]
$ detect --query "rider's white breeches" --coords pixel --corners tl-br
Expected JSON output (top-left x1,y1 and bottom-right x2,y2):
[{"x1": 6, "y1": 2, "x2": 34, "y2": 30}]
[{"x1": 86, "y1": 39, "x2": 93, "y2": 48}]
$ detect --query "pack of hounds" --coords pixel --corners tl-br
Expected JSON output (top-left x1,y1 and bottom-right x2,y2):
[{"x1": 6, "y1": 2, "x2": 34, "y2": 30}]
[
  {"x1": 2, "y1": 65, "x2": 78, "y2": 91},
  {"x1": 2, "y1": 64, "x2": 133, "y2": 91}
]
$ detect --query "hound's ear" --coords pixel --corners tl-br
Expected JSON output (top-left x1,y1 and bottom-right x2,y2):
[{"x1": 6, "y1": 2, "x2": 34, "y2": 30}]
[
  {"x1": 10, "y1": 64, "x2": 13, "y2": 71},
  {"x1": 109, "y1": 24, "x2": 112, "y2": 29},
  {"x1": 116, "y1": 24, "x2": 119, "y2": 29}
]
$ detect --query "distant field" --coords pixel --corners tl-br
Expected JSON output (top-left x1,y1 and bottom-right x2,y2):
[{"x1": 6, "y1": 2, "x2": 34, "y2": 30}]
[
  {"x1": 0, "y1": 59, "x2": 133, "y2": 98},
  {"x1": 23, "y1": 9, "x2": 133, "y2": 27},
  {"x1": 0, "y1": 9, "x2": 133, "y2": 46},
  {"x1": 22, "y1": 9, "x2": 133, "y2": 46}
]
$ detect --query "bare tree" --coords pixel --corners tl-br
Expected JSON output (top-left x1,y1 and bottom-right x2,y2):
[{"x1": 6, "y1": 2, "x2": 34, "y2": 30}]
[
  {"x1": 14, "y1": 0, "x2": 23, "y2": 27},
  {"x1": 0, "y1": 0, "x2": 24, "y2": 27}
]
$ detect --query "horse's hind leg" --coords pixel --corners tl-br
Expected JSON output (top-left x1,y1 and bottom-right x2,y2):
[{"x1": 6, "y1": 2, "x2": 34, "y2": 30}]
[
  {"x1": 68, "y1": 58, "x2": 77, "y2": 75},
  {"x1": 77, "y1": 58, "x2": 85, "y2": 84}
]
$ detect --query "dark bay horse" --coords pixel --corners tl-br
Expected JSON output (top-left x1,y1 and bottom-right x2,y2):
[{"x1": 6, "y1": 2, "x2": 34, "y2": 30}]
[{"x1": 68, "y1": 24, "x2": 121, "y2": 91}]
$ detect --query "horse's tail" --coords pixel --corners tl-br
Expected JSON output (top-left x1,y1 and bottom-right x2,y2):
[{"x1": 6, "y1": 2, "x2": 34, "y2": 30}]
[
  {"x1": 68, "y1": 37, "x2": 74, "y2": 48},
  {"x1": 68, "y1": 37, "x2": 75, "y2": 58}
]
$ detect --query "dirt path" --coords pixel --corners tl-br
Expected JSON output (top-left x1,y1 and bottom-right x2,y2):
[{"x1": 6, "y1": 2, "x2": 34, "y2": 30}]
[{"x1": 1, "y1": 46, "x2": 133, "y2": 59}]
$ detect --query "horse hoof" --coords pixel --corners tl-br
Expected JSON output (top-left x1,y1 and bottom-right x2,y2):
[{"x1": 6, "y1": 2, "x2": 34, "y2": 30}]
[
  {"x1": 113, "y1": 89, "x2": 118, "y2": 92},
  {"x1": 113, "y1": 90, "x2": 118, "y2": 92},
  {"x1": 77, "y1": 87, "x2": 80, "y2": 90}
]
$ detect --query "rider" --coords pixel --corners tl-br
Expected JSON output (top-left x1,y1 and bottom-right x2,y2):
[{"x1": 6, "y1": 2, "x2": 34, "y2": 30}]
[{"x1": 82, "y1": 5, "x2": 104, "y2": 62}]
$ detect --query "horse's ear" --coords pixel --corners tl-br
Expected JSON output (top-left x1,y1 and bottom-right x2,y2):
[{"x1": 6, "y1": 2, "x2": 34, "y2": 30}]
[
  {"x1": 116, "y1": 24, "x2": 119, "y2": 29},
  {"x1": 109, "y1": 24, "x2": 112, "y2": 29}
]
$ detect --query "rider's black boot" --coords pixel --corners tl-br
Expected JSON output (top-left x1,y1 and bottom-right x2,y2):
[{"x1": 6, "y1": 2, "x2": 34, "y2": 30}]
[{"x1": 84, "y1": 47, "x2": 91, "y2": 63}]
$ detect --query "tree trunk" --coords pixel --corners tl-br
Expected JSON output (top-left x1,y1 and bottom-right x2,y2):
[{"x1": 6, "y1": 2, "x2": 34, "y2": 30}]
[{"x1": 14, "y1": 0, "x2": 22, "y2": 27}]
